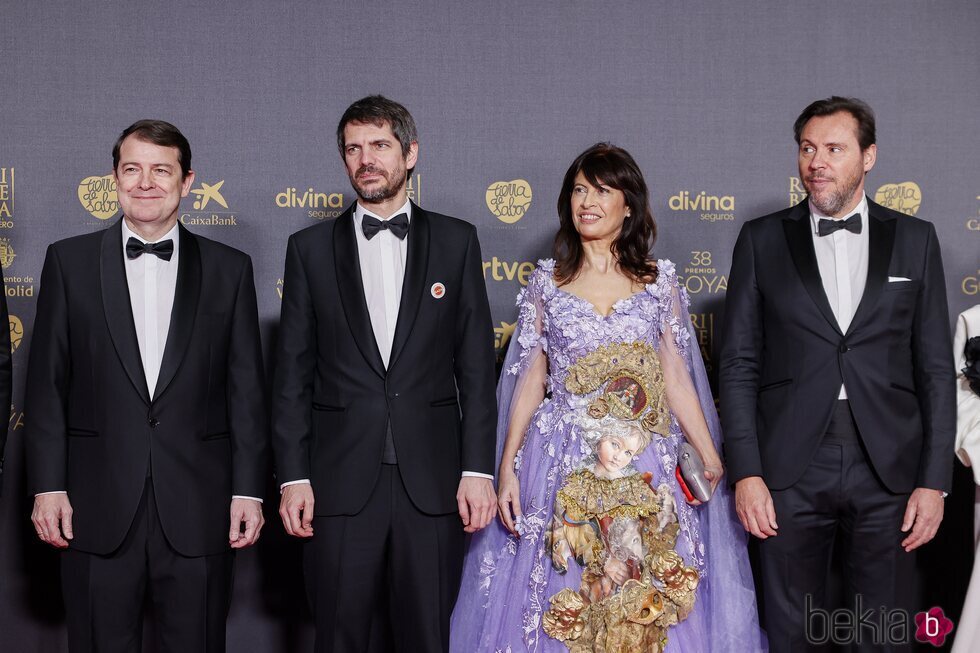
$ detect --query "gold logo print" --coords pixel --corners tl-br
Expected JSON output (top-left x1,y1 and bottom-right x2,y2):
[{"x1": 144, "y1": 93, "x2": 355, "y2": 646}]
[
  {"x1": 493, "y1": 321, "x2": 517, "y2": 352},
  {"x1": 77, "y1": 174, "x2": 118, "y2": 220},
  {"x1": 190, "y1": 180, "x2": 228, "y2": 210},
  {"x1": 9, "y1": 314, "x2": 22, "y2": 354},
  {"x1": 0, "y1": 238, "x2": 15, "y2": 269},
  {"x1": 875, "y1": 182, "x2": 921, "y2": 216},
  {"x1": 486, "y1": 179, "x2": 532, "y2": 224}
]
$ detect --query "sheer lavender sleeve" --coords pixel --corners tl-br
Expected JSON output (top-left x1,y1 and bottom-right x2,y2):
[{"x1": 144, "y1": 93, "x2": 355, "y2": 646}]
[
  {"x1": 495, "y1": 264, "x2": 550, "y2": 468},
  {"x1": 657, "y1": 263, "x2": 768, "y2": 652}
]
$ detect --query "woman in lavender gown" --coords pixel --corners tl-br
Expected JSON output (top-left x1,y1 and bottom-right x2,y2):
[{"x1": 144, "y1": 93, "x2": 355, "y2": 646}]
[{"x1": 451, "y1": 144, "x2": 766, "y2": 652}]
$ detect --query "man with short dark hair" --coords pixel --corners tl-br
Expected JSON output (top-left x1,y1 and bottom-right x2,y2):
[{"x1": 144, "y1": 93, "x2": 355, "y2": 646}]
[
  {"x1": 26, "y1": 119, "x2": 268, "y2": 652},
  {"x1": 273, "y1": 95, "x2": 497, "y2": 652},
  {"x1": 721, "y1": 97, "x2": 955, "y2": 651}
]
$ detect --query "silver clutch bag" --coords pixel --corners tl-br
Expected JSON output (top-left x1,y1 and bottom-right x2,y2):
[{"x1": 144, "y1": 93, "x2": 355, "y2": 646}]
[{"x1": 676, "y1": 442, "x2": 712, "y2": 502}]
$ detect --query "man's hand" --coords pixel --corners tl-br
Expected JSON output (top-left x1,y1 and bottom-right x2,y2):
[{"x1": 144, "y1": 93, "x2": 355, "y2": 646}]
[
  {"x1": 734, "y1": 476, "x2": 778, "y2": 539},
  {"x1": 279, "y1": 483, "x2": 315, "y2": 538},
  {"x1": 457, "y1": 477, "x2": 496, "y2": 534},
  {"x1": 32, "y1": 494, "x2": 74, "y2": 548},
  {"x1": 900, "y1": 488, "x2": 944, "y2": 552},
  {"x1": 229, "y1": 498, "x2": 265, "y2": 549}
]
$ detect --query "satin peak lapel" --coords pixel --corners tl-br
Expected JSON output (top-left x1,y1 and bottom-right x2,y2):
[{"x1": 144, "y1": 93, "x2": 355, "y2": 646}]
[
  {"x1": 100, "y1": 220, "x2": 150, "y2": 405},
  {"x1": 153, "y1": 224, "x2": 201, "y2": 401},
  {"x1": 334, "y1": 209, "x2": 386, "y2": 379},
  {"x1": 388, "y1": 204, "x2": 430, "y2": 370},
  {"x1": 782, "y1": 203, "x2": 843, "y2": 336},
  {"x1": 846, "y1": 202, "x2": 896, "y2": 336}
]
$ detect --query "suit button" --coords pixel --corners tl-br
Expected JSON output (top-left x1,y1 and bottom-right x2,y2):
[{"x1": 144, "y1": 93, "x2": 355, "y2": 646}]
[
  {"x1": 839, "y1": 343, "x2": 850, "y2": 353},
  {"x1": 149, "y1": 418, "x2": 160, "y2": 428}
]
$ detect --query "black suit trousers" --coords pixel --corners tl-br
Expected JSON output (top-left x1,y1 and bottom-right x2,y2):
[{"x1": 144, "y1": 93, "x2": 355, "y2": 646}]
[
  {"x1": 60, "y1": 480, "x2": 234, "y2": 653},
  {"x1": 303, "y1": 464, "x2": 464, "y2": 653},
  {"x1": 758, "y1": 402, "x2": 914, "y2": 652}
]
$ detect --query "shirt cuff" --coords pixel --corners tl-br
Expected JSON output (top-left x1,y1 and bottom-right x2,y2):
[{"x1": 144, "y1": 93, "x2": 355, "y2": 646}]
[
  {"x1": 462, "y1": 471, "x2": 494, "y2": 481},
  {"x1": 280, "y1": 479, "x2": 311, "y2": 492},
  {"x1": 232, "y1": 495, "x2": 263, "y2": 504},
  {"x1": 35, "y1": 490, "x2": 68, "y2": 497}
]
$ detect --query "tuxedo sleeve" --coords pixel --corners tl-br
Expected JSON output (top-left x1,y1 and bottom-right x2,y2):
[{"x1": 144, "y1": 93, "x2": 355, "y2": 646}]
[
  {"x1": 453, "y1": 226, "x2": 497, "y2": 476},
  {"x1": 719, "y1": 223, "x2": 765, "y2": 483},
  {"x1": 0, "y1": 275, "x2": 12, "y2": 496},
  {"x1": 226, "y1": 255, "x2": 269, "y2": 498},
  {"x1": 271, "y1": 235, "x2": 316, "y2": 483},
  {"x1": 24, "y1": 245, "x2": 71, "y2": 495},
  {"x1": 911, "y1": 224, "x2": 955, "y2": 492}
]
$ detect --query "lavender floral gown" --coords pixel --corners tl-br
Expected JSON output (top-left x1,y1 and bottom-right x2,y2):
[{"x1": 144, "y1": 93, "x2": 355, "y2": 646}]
[{"x1": 451, "y1": 260, "x2": 766, "y2": 652}]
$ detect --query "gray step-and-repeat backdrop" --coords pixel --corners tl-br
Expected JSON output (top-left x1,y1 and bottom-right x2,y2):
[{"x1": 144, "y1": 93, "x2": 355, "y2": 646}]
[{"x1": 1, "y1": 1, "x2": 977, "y2": 650}]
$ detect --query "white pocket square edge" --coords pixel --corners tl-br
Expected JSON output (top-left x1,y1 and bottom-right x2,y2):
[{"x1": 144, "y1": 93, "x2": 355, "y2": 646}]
[{"x1": 887, "y1": 276, "x2": 912, "y2": 282}]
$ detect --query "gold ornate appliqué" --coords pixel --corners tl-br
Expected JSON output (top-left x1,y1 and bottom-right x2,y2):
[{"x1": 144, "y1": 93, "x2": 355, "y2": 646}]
[{"x1": 565, "y1": 342, "x2": 671, "y2": 437}]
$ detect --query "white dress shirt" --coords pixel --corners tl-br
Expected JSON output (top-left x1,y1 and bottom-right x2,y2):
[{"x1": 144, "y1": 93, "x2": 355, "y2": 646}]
[
  {"x1": 281, "y1": 200, "x2": 491, "y2": 490},
  {"x1": 122, "y1": 220, "x2": 179, "y2": 398},
  {"x1": 809, "y1": 195, "x2": 870, "y2": 400}
]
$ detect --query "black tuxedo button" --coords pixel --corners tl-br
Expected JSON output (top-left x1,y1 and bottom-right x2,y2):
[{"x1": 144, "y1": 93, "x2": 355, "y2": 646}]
[
  {"x1": 149, "y1": 417, "x2": 160, "y2": 428},
  {"x1": 838, "y1": 343, "x2": 850, "y2": 353}
]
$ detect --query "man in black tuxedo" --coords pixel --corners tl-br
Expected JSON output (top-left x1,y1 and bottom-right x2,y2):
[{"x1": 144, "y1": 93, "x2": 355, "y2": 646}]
[
  {"x1": 26, "y1": 120, "x2": 268, "y2": 652},
  {"x1": 720, "y1": 97, "x2": 954, "y2": 651},
  {"x1": 273, "y1": 95, "x2": 497, "y2": 652}
]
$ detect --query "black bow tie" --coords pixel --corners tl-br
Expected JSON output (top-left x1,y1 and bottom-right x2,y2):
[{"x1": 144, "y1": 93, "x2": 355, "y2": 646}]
[
  {"x1": 126, "y1": 237, "x2": 174, "y2": 261},
  {"x1": 361, "y1": 213, "x2": 409, "y2": 240},
  {"x1": 818, "y1": 213, "x2": 862, "y2": 237}
]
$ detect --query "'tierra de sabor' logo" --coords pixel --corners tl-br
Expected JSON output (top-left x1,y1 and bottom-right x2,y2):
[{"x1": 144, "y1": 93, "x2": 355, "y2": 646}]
[
  {"x1": 486, "y1": 179, "x2": 532, "y2": 224},
  {"x1": 78, "y1": 174, "x2": 119, "y2": 220},
  {"x1": 668, "y1": 191, "x2": 735, "y2": 222},
  {"x1": 8, "y1": 314, "x2": 22, "y2": 354},
  {"x1": 181, "y1": 179, "x2": 238, "y2": 227},
  {"x1": 0, "y1": 167, "x2": 14, "y2": 226},
  {"x1": 874, "y1": 182, "x2": 921, "y2": 216}
]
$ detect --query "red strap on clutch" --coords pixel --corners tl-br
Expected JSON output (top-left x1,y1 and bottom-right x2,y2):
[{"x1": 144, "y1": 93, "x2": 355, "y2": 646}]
[{"x1": 675, "y1": 465, "x2": 695, "y2": 502}]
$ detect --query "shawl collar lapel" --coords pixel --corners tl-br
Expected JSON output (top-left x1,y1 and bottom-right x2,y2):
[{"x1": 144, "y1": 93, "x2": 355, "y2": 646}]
[
  {"x1": 334, "y1": 207, "x2": 386, "y2": 378},
  {"x1": 153, "y1": 223, "x2": 201, "y2": 401},
  {"x1": 388, "y1": 203, "x2": 430, "y2": 370},
  {"x1": 100, "y1": 219, "x2": 150, "y2": 405}
]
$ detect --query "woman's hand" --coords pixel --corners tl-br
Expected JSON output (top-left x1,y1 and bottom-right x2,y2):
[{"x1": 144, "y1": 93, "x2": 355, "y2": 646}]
[
  {"x1": 687, "y1": 447, "x2": 725, "y2": 506},
  {"x1": 497, "y1": 467, "x2": 523, "y2": 537}
]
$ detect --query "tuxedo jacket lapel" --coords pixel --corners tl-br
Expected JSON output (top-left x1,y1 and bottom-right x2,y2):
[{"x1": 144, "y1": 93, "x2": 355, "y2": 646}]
[
  {"x1": 100, "y1": 220, "x2": 151, "y2": 405},
  {"x1": 388, "y1": 203, "x2": 430, "y2": 370},
  {"x1": 154, "y1": 224, "x2": 201, "y2": 401},
  {"x1": 846, "y1": 200, "x2": 896, "y2": 336},
  {"x1": 334, "y1": 208, "x2": 386, "y2": 379},
  {"x1": 782, "y1": 202, "x2": 843, "y2": 336}
]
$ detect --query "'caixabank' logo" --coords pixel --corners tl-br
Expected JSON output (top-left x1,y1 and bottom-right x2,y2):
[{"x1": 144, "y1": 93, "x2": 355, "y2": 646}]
[{"x1": 181, "y1": 179, "x2": 238, "y2": 227}]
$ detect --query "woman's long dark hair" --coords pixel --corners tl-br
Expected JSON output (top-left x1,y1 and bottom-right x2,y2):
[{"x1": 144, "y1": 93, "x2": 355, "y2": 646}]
[{"x1": 553, "y1": 143, "x2": 658, "y2": 285}]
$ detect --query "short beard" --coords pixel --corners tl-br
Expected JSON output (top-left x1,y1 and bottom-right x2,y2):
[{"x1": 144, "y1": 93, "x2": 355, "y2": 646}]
[
  {"x1": 351, "y1": 167, "x2": 406, "y2": 204},
  {"x1": 807, "y1": 171, "x2": 863, "y2": 217}
]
